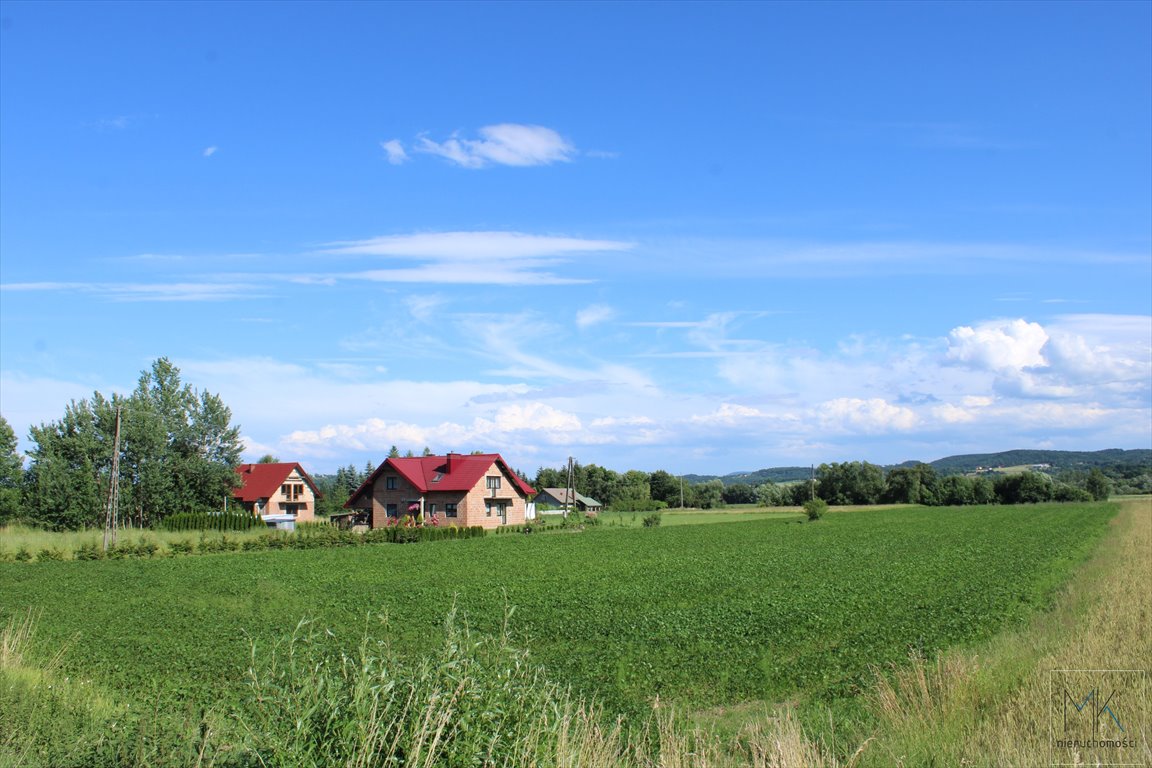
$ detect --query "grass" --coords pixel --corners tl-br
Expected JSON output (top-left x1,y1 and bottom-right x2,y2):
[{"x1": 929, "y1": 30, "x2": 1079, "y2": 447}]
[
  {"x1": 856, "y1": 496, "x2": 1151, "y2": 766},
  {"x1": 3, "y1": 500, "x2": 1144, "y2": 766},
  {"x1": 594, "y1": 506, "x2": 805, "y2": 527},
  {"x1": 3, "y1": 505, "x2": 1115, "y2": 719},
  {"x1": 0, "y1": 523, "x2": 271, "y2": 561}
]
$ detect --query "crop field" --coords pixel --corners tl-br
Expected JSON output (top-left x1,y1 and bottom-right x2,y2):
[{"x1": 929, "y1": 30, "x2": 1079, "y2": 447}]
[{"x1": 0, "y1": 503, "x2": 1114, "y2": 730}]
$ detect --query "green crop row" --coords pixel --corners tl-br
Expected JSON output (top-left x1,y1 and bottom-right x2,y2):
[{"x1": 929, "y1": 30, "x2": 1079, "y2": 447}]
[{"x1": 0, "y1": 503, "x2": 1115, "y2": 728}]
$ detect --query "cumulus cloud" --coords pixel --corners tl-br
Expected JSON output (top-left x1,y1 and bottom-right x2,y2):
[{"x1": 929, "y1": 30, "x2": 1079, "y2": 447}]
[
  {"x1": 817, "y1": 398, "x2": 919, "y2": 433},
  {"x1": 946, "y1": 319, "x2": 1048, "y2": 371},
  {"x1": 944, "y1": 315, "x2": 1151, "y2": 402}
]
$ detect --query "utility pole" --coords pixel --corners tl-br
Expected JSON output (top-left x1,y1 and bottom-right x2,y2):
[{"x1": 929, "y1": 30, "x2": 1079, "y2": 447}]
[
  {"x1": 102, "y1": 406, "x2": 122, "y2": 552},
  {"x1": 564, "y1": 456, "x2": 574, "y2": 520}
]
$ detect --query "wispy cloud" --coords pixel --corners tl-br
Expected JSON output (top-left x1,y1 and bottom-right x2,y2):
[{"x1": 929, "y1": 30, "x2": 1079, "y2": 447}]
[
  {"x1": 634, "y1": 238, "x2": 1150, "y2": 280},
  {"x1": 202, "y1": 146, "x2": 218, "y2": 158},
  {"x1": 0, "y1": 280, "x2": 261, "y2": 302},
  {"x1": 382, "y1": 124, "x2": 576, "y2": 169},
  {"x1": 323, "y1": 230, "x2": 634, "y2": 286},
  {"x1": 576, "y1": 304, "x2": 616, "y2": 329},
  {"x1": 379, "y1": 139, "x2": 408, "y2": 165}
]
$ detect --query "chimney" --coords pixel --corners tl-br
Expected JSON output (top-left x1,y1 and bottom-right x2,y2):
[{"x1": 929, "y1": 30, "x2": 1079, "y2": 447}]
[{"x1": 446, "y1": 452, "x2": 455, "y2": 474}]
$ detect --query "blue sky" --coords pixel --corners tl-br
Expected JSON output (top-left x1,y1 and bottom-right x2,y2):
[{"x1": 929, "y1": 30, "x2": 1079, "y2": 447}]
[{"x1": 1, "y1": 0, "x2": 1149, "y2": 477}]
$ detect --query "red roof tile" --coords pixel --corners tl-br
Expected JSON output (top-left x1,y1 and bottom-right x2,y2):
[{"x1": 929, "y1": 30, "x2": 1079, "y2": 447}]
[
  {"x1": 233, "y1": 462, "x2": 321, "y2": 502},
  {"x1": 346, "y1": 453, "x2": 534, "y2": 508}
]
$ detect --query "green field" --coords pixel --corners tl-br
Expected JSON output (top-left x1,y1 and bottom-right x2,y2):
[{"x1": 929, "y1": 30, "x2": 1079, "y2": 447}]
[{"x1": 1, "y1": 503, "x2": 1113, "y2": 727}]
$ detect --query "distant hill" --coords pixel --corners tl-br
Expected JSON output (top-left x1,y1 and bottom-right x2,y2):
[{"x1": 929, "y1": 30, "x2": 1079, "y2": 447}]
[
  {"x1": 926, "y1": 448, "x2": 1152, "y2": 474},
  {"x1": 682, "y1": 467, "x2": 815, "y2": 486},
  {"x1": 691, "y1": 449, "x2": 1151, "y2": 486}
]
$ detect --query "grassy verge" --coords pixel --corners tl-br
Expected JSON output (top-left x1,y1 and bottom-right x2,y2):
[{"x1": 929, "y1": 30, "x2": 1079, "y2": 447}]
[
  {"x1": 858, "y1": 497, "x2": 1150, "y2": 766},
  {"x1": 0, "y1": 524, "x2": 272, "y2": 561}
]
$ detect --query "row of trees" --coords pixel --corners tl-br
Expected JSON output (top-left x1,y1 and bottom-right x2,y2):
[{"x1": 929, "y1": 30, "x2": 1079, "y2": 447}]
[
  {"x1": 722, "y1": 460, "x2": 1111, "y2": 507},
  {"x1": 1, "y1": 359, "x2": 243, "y2": 530},
  {"x1": 529, "y1": 459, "x2": 1113, "y2": 512}
]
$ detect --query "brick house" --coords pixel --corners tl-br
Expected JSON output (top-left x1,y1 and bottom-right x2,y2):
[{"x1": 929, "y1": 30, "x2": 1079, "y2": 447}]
[
  {"x1": 345, "y1": 453, "x2": 535, "y2": 529},
  {"x1": 233, "y1": 462, "x2": 322, "y2": 524}
]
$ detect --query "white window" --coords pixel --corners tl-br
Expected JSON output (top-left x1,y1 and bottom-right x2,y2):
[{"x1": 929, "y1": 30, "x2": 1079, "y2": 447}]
[{"x1": 486, "y1": 476, "x2": 501, "y2": 490}]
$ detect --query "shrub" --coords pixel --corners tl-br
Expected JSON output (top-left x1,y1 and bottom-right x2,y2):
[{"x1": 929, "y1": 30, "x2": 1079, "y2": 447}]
[
  {"x1": 73, "y1": 542, "x2": 104, "y2": 561},
  {"x1": 161, "y1": 511, "x2": 262, "y2": 532},
  {"x1": 131, "y1": 539, "x2": 159, "y2": 558},
  {"x1": 168, "y1": 539, "x2": 194, "y2": 556},
  {"x1": 642, "y1": 513, "x2": 662, "y2": 528},
  {"x1": 804, "y1": 498, "x2": 828, "y2": 521},
  {"x1": 36, "y1": 548, "x2": 66, "y2": 562}
]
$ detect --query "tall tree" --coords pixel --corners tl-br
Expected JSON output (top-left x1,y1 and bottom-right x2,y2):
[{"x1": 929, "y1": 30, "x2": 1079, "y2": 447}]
[
  {"x1": 817, "y1": 461, "x2": 886, "y2": 505},
  {"x1": 0, "y1": 415, "x2": 24, "y2": 523},
  {"x1": 25, "y1": 397, "x2": 110, "y2": 529},
  {"x1": 24, "y1": 358, "x2": 242, "y2": 529},
  {"x1": 648, "y1": 470, "x2": 682, "y2": 507}
]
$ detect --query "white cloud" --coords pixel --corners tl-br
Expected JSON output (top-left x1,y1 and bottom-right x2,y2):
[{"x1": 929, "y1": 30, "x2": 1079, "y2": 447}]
[
  {"x1": 415, "y1": 124, "x2": 575, "y2": 168},
  {"x1": 816, "y1": 398, "x2": 919, "y2": 433},
  {"x1": 202, "y1": 146, "x2": 218, "y2": 158},
  {"x1": 0, "y1": 280, "x2": 261, "y2": 302},
  {"x1": 324, "y1": 231, "x2": 632, "y2": 259},
  {"x1": 379, "y1": 139, "x2": 408, "y2": 165},
  {"x1": 946, "y1": 319, "x2": 1048, "y2": 371},
  {"x1": 576, "y1": 304, "x2": 616, "y2": 329},
  {"x1": 323, "y1": 231, "x2": 634, "y2": 286}
]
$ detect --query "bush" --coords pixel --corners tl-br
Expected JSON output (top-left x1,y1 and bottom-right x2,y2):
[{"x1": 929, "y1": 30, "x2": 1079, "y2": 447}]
[
  {"x1": 804, "y1": 498, "x2": 828, "y2": 521},
  {"x1": 36, "y1": 547, "x2": 66, "y2": 562},
  {"x1": 642, "y1": 513, "x2": 662, "y2": 528},
  {"x1": 73, "y1": 542, "x2": 104, "y2": 561},
  {"x1": 161, "y1": 511, "x2": 261, "y2": 532}
]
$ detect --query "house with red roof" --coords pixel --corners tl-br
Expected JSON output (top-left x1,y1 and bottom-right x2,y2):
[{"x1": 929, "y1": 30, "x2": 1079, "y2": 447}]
[
  {"x1": 233, "y1": 462, "x2": 322, "y2": 524},
  {"x1": 344, "y1": 453, "x2": 535, "y2": 529}
]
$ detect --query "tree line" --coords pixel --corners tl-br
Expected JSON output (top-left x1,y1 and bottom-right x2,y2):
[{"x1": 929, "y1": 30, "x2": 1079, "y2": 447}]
[
  {"x1": 0, "y1": 359, "x2": 242, "y2": 529},
  {"x1": 0, "y1": 361, "x2": 1128, "y2": 531},
  {"x1": 528, "y1": 459, "x2": 1114, "y2": 512}
]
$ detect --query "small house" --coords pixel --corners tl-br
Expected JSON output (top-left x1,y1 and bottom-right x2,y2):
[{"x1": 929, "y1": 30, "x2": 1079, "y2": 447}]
[
  {"x1": 233, "y1": 462, "x2": 322, "y2": 525},
  {"x1": 534, "y1": 488, "x2": 603, "y2": 514}
]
